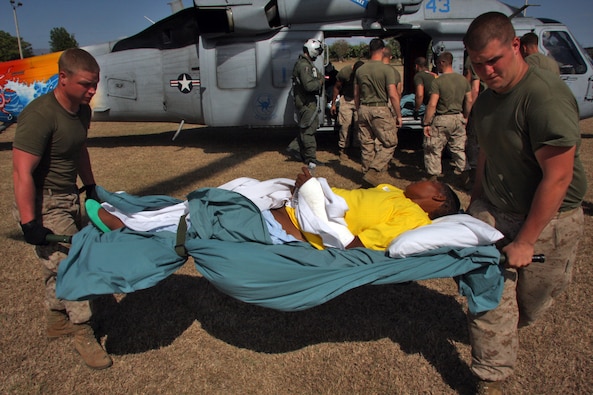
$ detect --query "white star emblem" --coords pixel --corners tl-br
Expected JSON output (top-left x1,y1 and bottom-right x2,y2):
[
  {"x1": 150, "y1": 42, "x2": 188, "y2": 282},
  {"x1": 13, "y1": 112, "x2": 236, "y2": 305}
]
[{"x1": 179, "y1": 74, "x2": 192, "y2": 93}]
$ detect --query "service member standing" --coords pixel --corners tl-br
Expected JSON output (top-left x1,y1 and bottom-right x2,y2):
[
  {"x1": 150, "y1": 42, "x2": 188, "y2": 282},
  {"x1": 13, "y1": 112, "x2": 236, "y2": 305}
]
[
  {"x1": 412, "y1": 56, "x2": 437, "y2": 120},
  {"x1": 520, "y1": 32, "x2": 561, "y2": 75},
  {"x1": 354, "y1": 38, "x2": 402, "y2": 186},
  {"x1": 287, "y1": 39, "x2": 325, "y2": 166},
  {"x1": 331, "y1": 60, "x2": 364, "y2": 161},
  {"x1": 12, "y1": 48, "x2": 112, "y2": 370},
  {"x1": 464, "y1": 12, "x2": 586, "y2": 394},
  {"x1": 422, "y1": 51, "x2": 472, "y2": 183}
]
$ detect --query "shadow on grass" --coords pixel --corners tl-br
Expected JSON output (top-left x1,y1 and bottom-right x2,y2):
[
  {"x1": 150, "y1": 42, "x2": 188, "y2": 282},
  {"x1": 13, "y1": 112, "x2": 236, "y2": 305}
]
[{"x1": 95, "y1": 271, "x2": 474, "y2": 392}]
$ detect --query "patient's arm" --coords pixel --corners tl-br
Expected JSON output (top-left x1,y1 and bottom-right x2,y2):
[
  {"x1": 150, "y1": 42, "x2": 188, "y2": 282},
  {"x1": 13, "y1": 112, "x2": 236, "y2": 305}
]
[
  {"x1": 86, "y1": 199, "x2": 125, "y2": 231},
  {"x1": 346, "y1": 237, "x2": 365, "y2": 249},
  {"x1": 270, "y1": 207, "x2": 306, "y2": 242},
  {"x1": 98, "y1": 207, "x2": 125, "y2": 230}
]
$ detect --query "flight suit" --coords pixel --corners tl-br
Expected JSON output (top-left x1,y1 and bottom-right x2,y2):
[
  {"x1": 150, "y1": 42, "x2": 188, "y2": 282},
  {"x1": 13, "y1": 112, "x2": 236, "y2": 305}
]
[{"x1": 287, "y1": 54, "x2": 324, "y2": 164}]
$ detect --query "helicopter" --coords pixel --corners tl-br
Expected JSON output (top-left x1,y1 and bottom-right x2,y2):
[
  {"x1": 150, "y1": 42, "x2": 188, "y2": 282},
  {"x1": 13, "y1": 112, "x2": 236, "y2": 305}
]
[{"x1": 1, "y1": 0, "x2": 591, "y2": 132}]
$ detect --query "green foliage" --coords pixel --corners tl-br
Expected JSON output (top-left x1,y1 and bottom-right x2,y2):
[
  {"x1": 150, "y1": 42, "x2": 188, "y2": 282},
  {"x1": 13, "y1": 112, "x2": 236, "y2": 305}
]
[
  {"x1": 327, "y1": 38, "x2": 402, "y2": 62},
  {"x1": 386, "y1": 37, "x2": 401, "y2": 60},
  {"x1": 49, "y1": 27, "x2": 78, "y2": 53},
  {"x1": 0, "y1": 30, "x2": 33, "y2": 61},
  {"x1": 329, "y1": 39, "x2": 350, "y2": 61}
]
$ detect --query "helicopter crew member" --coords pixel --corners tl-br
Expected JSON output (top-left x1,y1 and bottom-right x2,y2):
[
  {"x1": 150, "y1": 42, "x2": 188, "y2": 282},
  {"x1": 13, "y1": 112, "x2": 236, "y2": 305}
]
[{"x1": 287, "y1": 39, "x2": 325, "y2": 166}]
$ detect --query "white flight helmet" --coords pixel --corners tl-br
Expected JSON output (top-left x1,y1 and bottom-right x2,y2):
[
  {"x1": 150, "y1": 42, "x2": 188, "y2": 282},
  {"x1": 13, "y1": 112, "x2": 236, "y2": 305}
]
[{"x1": 303, "y1": 39, "x2": 323, "y2": 60}]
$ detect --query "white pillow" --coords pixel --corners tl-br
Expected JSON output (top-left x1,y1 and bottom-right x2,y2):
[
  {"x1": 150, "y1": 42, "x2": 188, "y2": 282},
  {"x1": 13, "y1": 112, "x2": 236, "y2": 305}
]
[{"x1": 387, "y1": 214, "x2": 504, "y2": 258}]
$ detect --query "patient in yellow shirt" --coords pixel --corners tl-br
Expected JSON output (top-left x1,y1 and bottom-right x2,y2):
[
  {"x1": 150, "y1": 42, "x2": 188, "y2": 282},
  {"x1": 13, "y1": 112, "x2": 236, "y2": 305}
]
[
  {"x1": 87, "y1": 167, "x2": 460, "y2": 252},
  {"x1": 286, "y1": 167, "x2": 460, "y2": 250}
]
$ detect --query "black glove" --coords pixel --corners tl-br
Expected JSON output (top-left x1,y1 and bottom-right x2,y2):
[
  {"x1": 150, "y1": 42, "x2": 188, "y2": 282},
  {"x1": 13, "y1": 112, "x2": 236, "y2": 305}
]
[
  {"x1": 20, "y1": 220, "x2": 53, "y2": 245},
  {"x1": 413, "y1": 110, "x2": 420, "y2": 120},
  {"x1": 80, "y1": 184, "x2": 99, "y2": 202}
]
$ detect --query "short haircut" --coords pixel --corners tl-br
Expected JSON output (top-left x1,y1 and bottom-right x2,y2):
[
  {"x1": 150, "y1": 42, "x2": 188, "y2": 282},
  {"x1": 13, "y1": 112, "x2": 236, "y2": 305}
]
[
  {"x1": 415, "y1": 57, "x2": 428, "y2": 68},
  {"x1": 464, "y1": 12, "x2": 516, "y2": 52},
  {"x1": 369, "y1": 38, "x2": 385, "y2": 53},
  {"x1": 520, "y1": 32, "x2": 539, "y2": 47},
  {"x1": 382, "y1": 46, "x2": 393, "y2": 58},
  {"x1": 58, "y1": 48, "x2": 100, "y2": 75},
  {"x1": 431, "y1": 183, "x2": 461, "y2": 219},
  {"x1": 438, "y1": 51, "x2": 453, "y2": 66}
]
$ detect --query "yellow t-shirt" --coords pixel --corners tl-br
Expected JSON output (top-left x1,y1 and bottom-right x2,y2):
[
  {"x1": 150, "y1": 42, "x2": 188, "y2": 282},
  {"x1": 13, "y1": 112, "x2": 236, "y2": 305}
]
[{"x1": 286, "y1": 184, "x2": 432, "y2": 251}]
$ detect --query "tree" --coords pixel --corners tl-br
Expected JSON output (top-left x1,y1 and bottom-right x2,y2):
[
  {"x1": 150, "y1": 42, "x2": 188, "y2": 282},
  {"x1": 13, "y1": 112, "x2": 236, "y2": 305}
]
[
  {"x1": 330, "y1": 39, "x2": 350, "y2": 61},
  {"x1": 0, "y1": 30, "x2": 33, "y2": 61},
  {"x1": 49, "y1": 27, "x2": 78, "y2": 52},
  {"x1": 387, "y1": 38, "x2": 402, "y2": 60}
]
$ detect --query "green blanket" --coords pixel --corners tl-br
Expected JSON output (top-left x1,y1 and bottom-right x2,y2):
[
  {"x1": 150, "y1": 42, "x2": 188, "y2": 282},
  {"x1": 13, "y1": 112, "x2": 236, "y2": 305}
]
[{"x1": 56, "y1": 187, "x2": 503, "y2": 314}]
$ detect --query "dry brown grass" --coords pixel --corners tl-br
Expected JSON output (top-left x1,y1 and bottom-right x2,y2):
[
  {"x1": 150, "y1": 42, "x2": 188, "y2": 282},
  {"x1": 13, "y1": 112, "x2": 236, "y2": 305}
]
[{"x1": 1, "y1": 118, "x2": 592, "y2": 394}]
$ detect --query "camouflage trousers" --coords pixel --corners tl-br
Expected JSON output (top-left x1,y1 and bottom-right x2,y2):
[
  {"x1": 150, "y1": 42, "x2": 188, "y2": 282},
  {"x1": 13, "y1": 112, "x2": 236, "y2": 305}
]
[
  {"x1": 14, "y1": 190, "x2": 92, "y2": 324},
  {"x1": 337, "y1": 98, "x2": 359, "y2": 149},
  {"x1": 467, "y1": 198, "x2": 584, "y2": 381},
  {"x1": 357, "y1": 105, "x2": 398, "y2": 173},
  {"x1": 423, "y1": 113, "x2": 466, "y2": 176}
]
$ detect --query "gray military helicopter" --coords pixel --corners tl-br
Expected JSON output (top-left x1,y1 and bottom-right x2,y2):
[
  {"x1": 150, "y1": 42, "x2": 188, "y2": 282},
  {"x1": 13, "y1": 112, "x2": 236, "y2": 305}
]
[{"x1": 1, "y1": 0, "x2": 591, "y2": 130}]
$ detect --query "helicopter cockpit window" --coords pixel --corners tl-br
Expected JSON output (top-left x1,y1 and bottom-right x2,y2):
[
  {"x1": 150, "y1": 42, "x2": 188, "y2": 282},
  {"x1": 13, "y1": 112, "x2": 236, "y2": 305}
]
[{"x1": 541, "y1": 31, "x2": 587, "y2": 75}]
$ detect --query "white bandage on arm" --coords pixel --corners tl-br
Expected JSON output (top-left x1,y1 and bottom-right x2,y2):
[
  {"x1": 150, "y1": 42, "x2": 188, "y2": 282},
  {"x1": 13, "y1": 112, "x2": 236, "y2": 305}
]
[
  {"x1": 297, "y1": 178, "x2": 354, "y2": 249},
  {"x1": 297, "y1": 178, "x2": 329, "y2": 221}
]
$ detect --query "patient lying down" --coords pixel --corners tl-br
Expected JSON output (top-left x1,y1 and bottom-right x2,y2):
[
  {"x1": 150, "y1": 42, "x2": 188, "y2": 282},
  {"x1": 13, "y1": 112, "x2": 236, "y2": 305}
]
[{"x1": 88, "y1": 167, "x2": 460, "y2": 251}]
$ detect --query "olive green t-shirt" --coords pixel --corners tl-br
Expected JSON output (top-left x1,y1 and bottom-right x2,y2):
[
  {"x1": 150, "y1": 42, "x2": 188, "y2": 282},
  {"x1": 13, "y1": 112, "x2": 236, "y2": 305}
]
[
  {"x1": 470, "y1": 67, "x2": 586, "y2": 214},
  {"x1": 430, "y1": 72, "x2": 470, "y2": 115},
  {"x1": 525, "y1": 53, "x2": 561, "y2": 75},
  {"x1": 336, "y1": 64, "x2": 356, "y2": 100},
  {"x1": 13, "y1": 93, "x2": 91, "y2": 191},
  {"x1": 355, "y1": 60, "x2": 396, "y2": 105},
  {"x1": 389, "y1": 65, "x2": 402, "y2": 87},
  {"x1": 413, "y1": 71, "x2": 436, "y2": 105}
]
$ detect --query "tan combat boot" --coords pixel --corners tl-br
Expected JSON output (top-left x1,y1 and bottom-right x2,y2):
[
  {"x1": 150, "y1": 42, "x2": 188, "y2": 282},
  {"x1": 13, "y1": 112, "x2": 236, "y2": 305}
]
[
  {"x1": 46, "y1": 310, "x2": 77, "y2": 338},
  {"x1": 73, "y1": 323, "x2": 113, "y2": 370},
  {"x1": 476, "y1": 380, "x2": 503, "y2": 395}
]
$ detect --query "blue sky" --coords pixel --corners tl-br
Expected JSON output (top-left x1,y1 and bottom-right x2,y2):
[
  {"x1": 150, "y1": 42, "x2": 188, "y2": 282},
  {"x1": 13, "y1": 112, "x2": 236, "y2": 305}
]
[{"x1": 1, "y1": 0, "x2": 592, "y2": 51}]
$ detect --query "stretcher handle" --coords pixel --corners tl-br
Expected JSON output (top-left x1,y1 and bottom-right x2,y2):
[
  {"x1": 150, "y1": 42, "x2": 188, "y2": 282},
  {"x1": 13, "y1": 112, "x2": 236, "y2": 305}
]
[
  {"x1": 500, "y1": 253, "x2": 545, "y2": 265},
  {"x1": 46, "y1": 234, "x2": 73, "y2": 243}
]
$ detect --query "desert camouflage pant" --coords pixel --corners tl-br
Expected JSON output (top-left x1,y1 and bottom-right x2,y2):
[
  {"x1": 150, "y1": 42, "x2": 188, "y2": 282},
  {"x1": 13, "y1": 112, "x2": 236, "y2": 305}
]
[
  {"x1": 467, "y1": 198, "x2": 583, "y2": 381},
  {"x1": 357, "y1": 105, "x2": 398, "y2": 173},
  {"x1": 423, "y1": 113, "x2": 466, "y2": 176},
  {"x1": 14, "y1": 190, "x2": 92, "y2": 323},
  {"x1": 337, "y1": 98, "x2": 359, "y2": 149}
]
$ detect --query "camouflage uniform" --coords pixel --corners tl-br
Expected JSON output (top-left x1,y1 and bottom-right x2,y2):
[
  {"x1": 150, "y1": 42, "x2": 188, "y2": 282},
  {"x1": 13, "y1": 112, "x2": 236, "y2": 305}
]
[
  {"x1": 288, "y1": 54, "x2": 324, "y2": 164},
  {"x1": 355, "y1": 60, "x2": 399, "y2": 174},
  {"x1": 13, "y1": 191, "x2": 91, "y2": 323},
  {"x1": 12, "y1": 93, "x2": 93, "y2": 324},
  {"x1": 467, "y1": 66, "x2": 587, "y2": 382},
  {"x1": 423, "y1": 72, "x2": 470, "y2": 176},
  {"x1": 423, "y1": 113, "x2": 467, "y2": 175},
  {"x1": 468, "y1": 199, "x2": 583, "y2": 381},
  {"x1": 335, "y1": 64, "x2": 359, "y2": 150}
]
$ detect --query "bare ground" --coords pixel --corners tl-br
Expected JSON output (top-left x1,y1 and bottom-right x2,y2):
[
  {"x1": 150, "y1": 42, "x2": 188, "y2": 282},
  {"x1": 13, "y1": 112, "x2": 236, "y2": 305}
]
[{"x1": 1, "y1": 118, "x2": 592, "y2": 394}]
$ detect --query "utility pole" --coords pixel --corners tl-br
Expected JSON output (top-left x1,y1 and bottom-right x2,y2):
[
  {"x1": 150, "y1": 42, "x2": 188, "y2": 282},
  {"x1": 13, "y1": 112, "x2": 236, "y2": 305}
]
[{"x1": 10, "y1": 0, "x2": 24, "y2": 59}]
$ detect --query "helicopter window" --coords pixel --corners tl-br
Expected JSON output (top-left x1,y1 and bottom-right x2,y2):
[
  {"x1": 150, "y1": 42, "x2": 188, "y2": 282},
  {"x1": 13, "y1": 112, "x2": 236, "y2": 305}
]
[
  {"x1": 541, "y1": 31, "x2": 587, "y2": 75},
  {"x1": 216, "y1": 43, "x2": 257, "y2": 89}
]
